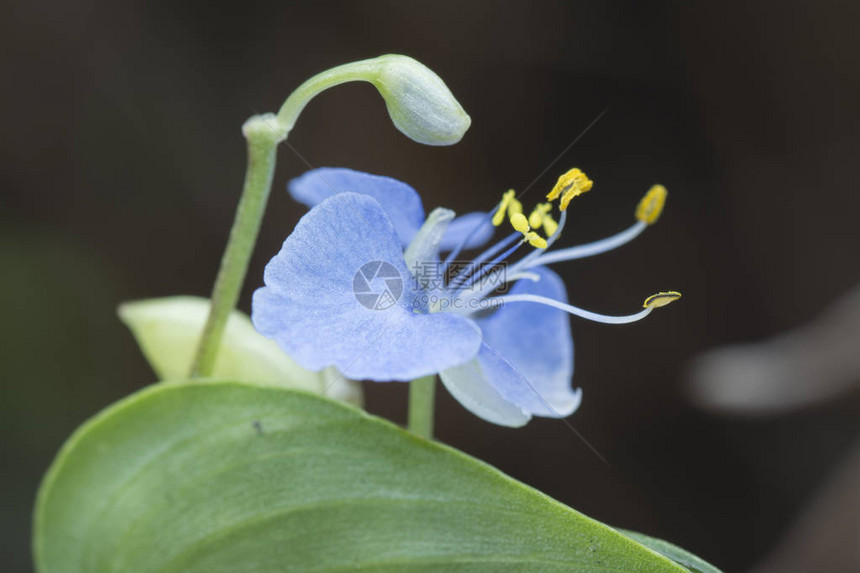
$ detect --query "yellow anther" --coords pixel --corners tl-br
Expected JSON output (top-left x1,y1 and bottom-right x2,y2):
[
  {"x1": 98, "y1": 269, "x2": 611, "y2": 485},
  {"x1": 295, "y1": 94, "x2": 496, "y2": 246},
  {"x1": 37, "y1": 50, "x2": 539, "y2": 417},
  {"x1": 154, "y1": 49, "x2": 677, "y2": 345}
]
[
  {"x1": 548, "y1": 169, "x2": 581, "y2": 200},
  {"x1": 509, "y1": 212, "x2": 530, "y2": 233},
  {"x1": 524, "y1": 231, "x2": 548, "y2": 249},
  {"x1": 543, "y1": 214, "x2": 559, "y2": 237},
  {"x1": 643, "y1": 291, "x2": 682, "y2": 309},
  {"x1": 560, "y1": 184, "x2": 591, "y2": 210},
  {"x1": 528, "y1": 203, "x2": 552, "y2": 229},
  {"x1": 492, "y1": 189, "x2": 516, "y2": 226},
  {"x1": 509, "y1": 198, "x2": 523, "y2": 217},
  {"x1": 548, "y1": 168, "x2": 594, "y2": 211},
  {"x1": 636, "y1": 184, "x2": 668, "y2": 225},
  {"x1": 507, "y1": 204, "x2": 550, "y2": 249}
]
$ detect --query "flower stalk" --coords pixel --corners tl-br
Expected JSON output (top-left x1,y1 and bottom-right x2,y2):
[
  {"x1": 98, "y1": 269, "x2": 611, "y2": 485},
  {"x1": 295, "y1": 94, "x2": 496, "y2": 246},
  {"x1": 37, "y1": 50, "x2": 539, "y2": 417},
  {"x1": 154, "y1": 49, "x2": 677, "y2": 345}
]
[
  {"x1": 408, "y1": 375, "x2": 437, "y2": 440},
  {"x1": 190, "y1": 116, "x2": 282, "y2": 377}
]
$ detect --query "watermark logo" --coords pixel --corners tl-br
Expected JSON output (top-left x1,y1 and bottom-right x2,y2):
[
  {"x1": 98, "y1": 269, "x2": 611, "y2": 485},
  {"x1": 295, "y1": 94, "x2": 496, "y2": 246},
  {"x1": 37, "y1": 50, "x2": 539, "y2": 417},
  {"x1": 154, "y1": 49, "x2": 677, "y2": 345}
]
[
  {"x1": 353, "y1": 260, "x2": 509, "y2": 312},
  {"x1": 353, "y1": 261, "x2": 403, "y2": 310}
]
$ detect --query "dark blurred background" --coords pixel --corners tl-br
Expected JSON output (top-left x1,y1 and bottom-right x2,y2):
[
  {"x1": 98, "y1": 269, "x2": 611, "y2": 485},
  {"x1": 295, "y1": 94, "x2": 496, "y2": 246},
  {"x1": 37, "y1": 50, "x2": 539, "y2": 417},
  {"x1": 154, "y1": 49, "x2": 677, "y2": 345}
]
[{"x1": 2, "y1": 1, "x2": 859, "y2": 571}]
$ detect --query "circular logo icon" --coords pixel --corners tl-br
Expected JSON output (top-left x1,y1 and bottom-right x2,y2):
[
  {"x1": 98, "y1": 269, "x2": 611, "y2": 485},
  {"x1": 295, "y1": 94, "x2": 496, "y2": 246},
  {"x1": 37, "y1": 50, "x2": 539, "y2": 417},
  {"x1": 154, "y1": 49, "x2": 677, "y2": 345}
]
[{"x1": 353, "y1": 261, "x2": 403, "y2": 310}]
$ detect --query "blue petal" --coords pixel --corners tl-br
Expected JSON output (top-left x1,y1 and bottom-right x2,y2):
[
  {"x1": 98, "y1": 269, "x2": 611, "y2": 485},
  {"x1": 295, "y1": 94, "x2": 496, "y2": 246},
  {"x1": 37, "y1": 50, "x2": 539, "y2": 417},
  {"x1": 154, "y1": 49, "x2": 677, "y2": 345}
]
[
  {"x1": 440, "y1": 267, "x2": 580, "y2": 425},
  {"x1": 438, "y1": 358, "x2": 531, "y2": 427},
  {"x1": 252, "y1": 192, "x2": 482, "y2": 382},
  {"x1": 288, "y1": 168, "x2": 425, "y2": 246},
  {"x1": 439, "y1": 212, "x2": 495, "y2": 252}
]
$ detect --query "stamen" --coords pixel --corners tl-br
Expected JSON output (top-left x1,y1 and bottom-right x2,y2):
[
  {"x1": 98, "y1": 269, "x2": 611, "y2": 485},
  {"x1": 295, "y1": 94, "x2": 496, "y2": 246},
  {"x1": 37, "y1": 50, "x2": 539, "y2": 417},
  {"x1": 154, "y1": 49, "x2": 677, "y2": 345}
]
[
  {"x1": 491, "y1": 189, "x2": 516, "y2": 226},
  {"x1": 528, "y1": 203, "x2": 552, "y2": 229},
  {"x1": 636, "y1": 185, "x2": 667, "y2": 225},
  {"x1": 508, "y1": 198, "x2": 523, "y2": 217},
  {"x1": 528, "y1": 220, "x2": 647, "y2": 267},
  {"x1": 509, "y1": 211, "x2": 547, "y2": 250},
  {"x1": 454, "y1": 240, "x2": 524, "y2": 293},
  {"x1": 456, "y1": 210, "x2": 567, "y2": 307},
  {"x1": 480, "y1": 293, "x2": 656, "y2": 324},
  {"x1": 448, "y1": 232, "x2": 519, "y2": 290},
  {"x1": 509, "y1": 212, "x2": 530, "y2": 233},
  {"x1": 547, "y1": 168, "x2": 593, "y2": 210},
  {"x1": 502, "y1": 209, "x2": 568, "y2": 282},
  {"x1": 543, "y1": 208, "x2": 567, "y2": 249},
  {"x1": 643, "y1": 291, "x2": 681, "y2": 308},
  {"x1": 441, "y1": 210, "x2": 494, "y2": 270},
  {"x1": 524, "y1": 231, "x2": 547, "y2": 249},
  {"x1": 527, "y1": 185, "x2": 668, "y2": 268},
  {"x1": 542, "y1": 213, "x2": 558, "y2": 236}
]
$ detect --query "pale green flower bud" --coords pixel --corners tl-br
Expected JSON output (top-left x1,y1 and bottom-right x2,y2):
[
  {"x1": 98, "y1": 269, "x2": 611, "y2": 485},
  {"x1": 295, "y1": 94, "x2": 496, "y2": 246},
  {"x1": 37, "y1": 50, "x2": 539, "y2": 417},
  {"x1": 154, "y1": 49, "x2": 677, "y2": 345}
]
[
  {"x1": 276, "y1": 54, "x2": 471, "y2": 146},
  {"x1": 370, "y1": 55, "x2": 471, "y2": 146}
]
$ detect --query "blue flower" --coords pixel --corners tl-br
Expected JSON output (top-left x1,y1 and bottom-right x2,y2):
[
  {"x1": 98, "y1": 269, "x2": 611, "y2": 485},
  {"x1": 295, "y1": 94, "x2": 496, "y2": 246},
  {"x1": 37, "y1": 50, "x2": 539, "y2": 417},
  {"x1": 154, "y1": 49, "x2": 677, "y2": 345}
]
[{"x1": 253, "y1": 168, "x2": 678, "y2": 426}]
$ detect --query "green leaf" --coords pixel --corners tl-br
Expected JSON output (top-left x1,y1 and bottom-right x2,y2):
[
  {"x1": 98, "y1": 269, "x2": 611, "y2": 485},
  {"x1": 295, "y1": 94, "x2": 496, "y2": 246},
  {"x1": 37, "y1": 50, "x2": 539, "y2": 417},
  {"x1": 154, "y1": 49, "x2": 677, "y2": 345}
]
[
  {"x1": 35, "y1": 382, "x2": 718, "y2": 572},
  {"x1": 620, "y1": 531, "x2": 720, "y2": 573},
  {"x1": 118, "y1": 296, "x2": 361, "y2": 405}
]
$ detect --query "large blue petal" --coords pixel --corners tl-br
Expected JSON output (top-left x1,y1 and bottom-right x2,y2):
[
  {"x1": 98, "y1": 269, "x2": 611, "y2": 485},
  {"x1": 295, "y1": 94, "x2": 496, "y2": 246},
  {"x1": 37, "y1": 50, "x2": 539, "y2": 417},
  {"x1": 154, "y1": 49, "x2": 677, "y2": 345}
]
[
  {"x1": 439, "y1": 211, "x2": 495, "y2": 252},
  {"x1": 252, "y1": 192, "x2": 482, "y2": 381},
  {"x1": 440, "y1": 267, "x2": 580, "y2": 425},
  {"x1": 288, "y1": 168, "x2": 425, "y2": 247}
]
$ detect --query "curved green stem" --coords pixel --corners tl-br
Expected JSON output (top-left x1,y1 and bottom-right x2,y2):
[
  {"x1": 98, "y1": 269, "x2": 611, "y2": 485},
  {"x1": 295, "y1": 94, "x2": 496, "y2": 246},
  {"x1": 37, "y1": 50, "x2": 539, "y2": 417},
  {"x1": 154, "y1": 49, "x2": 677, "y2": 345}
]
[
  {"x1": 408, "y1": 375, "x2": 436, "y2": 440},
  {"x1": 189, "y1": 115, "x2": 282, "y2": 377},
  {"x1": 276, "y1": 60, "x2": 379, "y2": 133}
]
